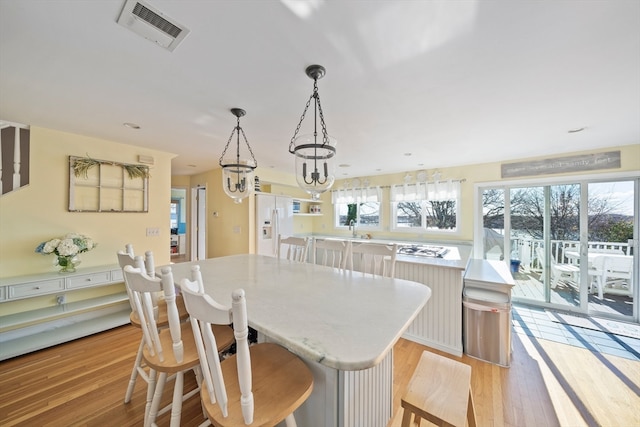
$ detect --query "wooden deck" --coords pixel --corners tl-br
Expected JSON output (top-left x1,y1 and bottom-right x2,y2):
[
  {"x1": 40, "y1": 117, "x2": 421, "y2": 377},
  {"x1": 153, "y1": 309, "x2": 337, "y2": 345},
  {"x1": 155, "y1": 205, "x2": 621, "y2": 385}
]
[{"x1": 511, "y1": 268, "x2": 633, "y2": 317}]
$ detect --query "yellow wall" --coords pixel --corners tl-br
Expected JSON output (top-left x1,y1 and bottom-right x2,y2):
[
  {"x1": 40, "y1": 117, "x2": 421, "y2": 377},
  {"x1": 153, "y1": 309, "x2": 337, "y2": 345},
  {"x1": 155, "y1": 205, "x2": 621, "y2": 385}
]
[
  {"x1": 172, "y1": 144, "x2": 639, "y2": 258},
  {"x1": 301, "y1": 144, "x2": 640, "y2": 243},
  {"x1": 187, "y1": 168, "x2": 252, "y2": 257},
  {"x1": 0, "y1": 126, "x2": 175, "y2": 278}
]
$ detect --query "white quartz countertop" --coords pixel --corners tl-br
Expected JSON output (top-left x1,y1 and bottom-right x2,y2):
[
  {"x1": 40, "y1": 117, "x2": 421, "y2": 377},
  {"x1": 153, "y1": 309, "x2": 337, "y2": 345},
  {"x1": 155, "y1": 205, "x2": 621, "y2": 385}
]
[
  {"x1": 464, "y1": 259, "x2": 515, "y2": 288},
  {"x1": 312, "y1": 236, "x2": 472, "y2": 270},
  {"x1": 161, "y1": 254, "x2": 431, "y2": 371}
]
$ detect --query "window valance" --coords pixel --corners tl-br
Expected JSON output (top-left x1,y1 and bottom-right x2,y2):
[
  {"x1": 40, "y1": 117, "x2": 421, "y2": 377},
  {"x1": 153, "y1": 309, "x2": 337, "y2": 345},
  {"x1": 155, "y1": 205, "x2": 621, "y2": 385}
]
[
  {"x1": 332, "y1": 186, "x2": 382, "y2": 204},
  {"x1": 390, "y1": 180, "x2": 460, "y2": 202}
]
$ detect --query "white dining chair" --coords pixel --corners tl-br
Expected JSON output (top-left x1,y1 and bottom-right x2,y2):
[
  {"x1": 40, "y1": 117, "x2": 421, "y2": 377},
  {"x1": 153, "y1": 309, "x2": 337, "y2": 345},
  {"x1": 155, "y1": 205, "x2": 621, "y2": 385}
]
[
  {"x1": 179, "y1": 276, "x2": 314, "y2": 426},
  {"x1": 349, "y1": 242, "x2": 398, "y2": 278},
  {"x1": 312, "y1": 238, "x2": 349, "y2": 269},
  {"x1": 277, "y1": 235, "x2": 309, "y2": 262},
  {"x1": 123, "y1": 263, "x2": 234, "y2": 427},
  {"x1": 118, "y1": 246, "x2": 189, "y2": 405}
]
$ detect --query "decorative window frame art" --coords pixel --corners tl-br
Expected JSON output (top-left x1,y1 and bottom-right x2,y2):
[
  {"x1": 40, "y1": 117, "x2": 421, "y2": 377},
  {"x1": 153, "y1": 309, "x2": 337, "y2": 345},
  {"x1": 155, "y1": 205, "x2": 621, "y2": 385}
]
[{"x1": 68, "y1": 155, "x2": 150, "y2": 212}]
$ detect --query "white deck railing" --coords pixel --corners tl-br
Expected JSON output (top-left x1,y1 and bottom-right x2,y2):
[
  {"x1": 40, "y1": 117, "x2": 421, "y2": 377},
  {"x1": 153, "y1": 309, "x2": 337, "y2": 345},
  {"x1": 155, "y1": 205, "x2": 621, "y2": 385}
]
[{"x1": 510, "y1": 238, "x2": 632, "y2": 271}]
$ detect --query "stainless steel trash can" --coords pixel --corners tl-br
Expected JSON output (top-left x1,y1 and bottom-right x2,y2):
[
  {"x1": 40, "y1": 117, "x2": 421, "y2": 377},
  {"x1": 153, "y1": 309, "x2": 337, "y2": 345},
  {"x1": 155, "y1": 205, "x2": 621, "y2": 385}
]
[{"x1": 463, "y1": 287, "x2": 511, "y2": 367}]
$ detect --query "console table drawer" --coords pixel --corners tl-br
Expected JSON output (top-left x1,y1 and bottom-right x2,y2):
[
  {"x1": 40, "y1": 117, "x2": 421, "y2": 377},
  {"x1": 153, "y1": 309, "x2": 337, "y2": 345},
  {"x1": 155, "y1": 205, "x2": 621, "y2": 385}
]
[
  {"x1": 66, "y1": 271, "x2": 111, "y2": 289},
  {"x1": 9, "y1": 279, "x2": 65, "y2": 299},
  {"x1": 110, "y1": 268, "x2": 124, "y2": 282}
]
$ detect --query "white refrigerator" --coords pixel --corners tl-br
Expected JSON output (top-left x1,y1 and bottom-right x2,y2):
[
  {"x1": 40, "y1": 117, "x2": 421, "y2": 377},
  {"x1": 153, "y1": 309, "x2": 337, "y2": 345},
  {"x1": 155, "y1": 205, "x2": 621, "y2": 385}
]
[{"x1": 255, "y1": 193, "x2": 294, "y2": 257}]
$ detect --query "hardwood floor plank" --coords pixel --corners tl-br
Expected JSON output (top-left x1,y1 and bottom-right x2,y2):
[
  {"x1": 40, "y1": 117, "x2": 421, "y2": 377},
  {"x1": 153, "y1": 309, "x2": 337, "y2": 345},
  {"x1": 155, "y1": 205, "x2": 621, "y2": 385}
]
[{"x1": 1, "y1": 324, "x2": 638, "y2": 426}]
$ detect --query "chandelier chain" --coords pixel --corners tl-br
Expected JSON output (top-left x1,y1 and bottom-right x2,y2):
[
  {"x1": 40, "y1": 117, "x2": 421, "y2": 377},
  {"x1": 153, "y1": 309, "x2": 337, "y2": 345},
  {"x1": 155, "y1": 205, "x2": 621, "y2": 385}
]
[
  {"x1": 219, "y1": 120, "x2": 257, "y2": 167},
  {"x1": 239, "y1": 126, "x2": 257, "y2": 166},
  {"x1": 219, "y1": 127, "x2": 236, "y2": 166},
  {"x1": 289, "y1": 79, "x2": 330, "y2": 151},
  {"x1": 289, "y1": 93, "x2": 314, "y2": 152},
  {"x1": 314, "y1": 81, "x2": 329, "y2": 145}
]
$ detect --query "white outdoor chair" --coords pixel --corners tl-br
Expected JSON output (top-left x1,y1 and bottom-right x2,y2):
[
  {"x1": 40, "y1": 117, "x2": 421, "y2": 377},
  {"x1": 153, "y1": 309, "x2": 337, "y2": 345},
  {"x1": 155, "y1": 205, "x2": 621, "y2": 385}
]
[
  {"x1": 277, "y1": 235, "x2": 309, "y2": 262},
  {"x1": 312, "y1": 238, "x2": 349, "y2": 269},
  {"x1": 536, "y1": 247, "x2": 579, "y2": 289},
  {"x1": 589, "y1": 255, "x2": 633, "y2": 299},
  {"x1": 179, "y1": 276, "x2": 314, "y2": 427},
  {"x1": 123, "y1": 264, "x2": 234, "y2": 427},
  {"x1": 604, "y1": 255, "x2": 633, "y2": 292},
  {"x1": 349, "y1": 242, "x2": 398, "y2": 278},
  {"x1": 588, "y1": 255, "x2": 607, "y2": 299}
]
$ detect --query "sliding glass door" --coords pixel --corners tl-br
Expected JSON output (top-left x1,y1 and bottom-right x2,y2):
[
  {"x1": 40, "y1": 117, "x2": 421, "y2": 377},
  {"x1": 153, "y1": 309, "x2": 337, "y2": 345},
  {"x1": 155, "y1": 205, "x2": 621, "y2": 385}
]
[
  {"x1": 479, "y1": 176, "x2": 638, "y2": 321},
  {"x1": 586, "y1": 180, "x2": 635, "y2": 318}
]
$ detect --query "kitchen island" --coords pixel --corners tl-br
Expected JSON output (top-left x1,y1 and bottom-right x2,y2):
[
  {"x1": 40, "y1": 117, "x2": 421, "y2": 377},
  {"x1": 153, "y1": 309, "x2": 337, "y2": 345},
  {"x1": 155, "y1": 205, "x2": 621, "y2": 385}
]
[
  {"x1": 311, "y1": 237, "x2": 473, "y2": 356},
  {"x1": 162, "y1": 254, "x2": 431, "y2": 427}
]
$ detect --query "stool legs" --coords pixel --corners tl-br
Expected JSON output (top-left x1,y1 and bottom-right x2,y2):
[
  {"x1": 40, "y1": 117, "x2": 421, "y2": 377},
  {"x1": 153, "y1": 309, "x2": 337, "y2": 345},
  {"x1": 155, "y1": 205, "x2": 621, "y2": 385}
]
[{"x1": 467, "y1": 388, "x2": 477, "y2": 427}]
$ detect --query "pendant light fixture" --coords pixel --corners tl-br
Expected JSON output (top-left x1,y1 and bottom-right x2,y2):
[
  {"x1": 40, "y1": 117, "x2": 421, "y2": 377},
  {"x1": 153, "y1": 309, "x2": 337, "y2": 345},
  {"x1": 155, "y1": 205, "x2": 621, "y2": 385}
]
[
  {"x1": 289, "y1": 64, "x2": 336, "y2": 200},
  {"x1": 219, "y1": 108, "x2": 257, "y2": 203}
]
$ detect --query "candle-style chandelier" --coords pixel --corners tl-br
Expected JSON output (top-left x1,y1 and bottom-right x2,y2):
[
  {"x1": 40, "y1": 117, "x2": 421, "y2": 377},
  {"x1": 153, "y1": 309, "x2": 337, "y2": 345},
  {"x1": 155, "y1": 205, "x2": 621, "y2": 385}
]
[
  {"x1": 289, "y1": 64, "x2": 337, "y2": 200},
  {"x1": 219, "y1": 108, "x2": 257, "y2": 203}
]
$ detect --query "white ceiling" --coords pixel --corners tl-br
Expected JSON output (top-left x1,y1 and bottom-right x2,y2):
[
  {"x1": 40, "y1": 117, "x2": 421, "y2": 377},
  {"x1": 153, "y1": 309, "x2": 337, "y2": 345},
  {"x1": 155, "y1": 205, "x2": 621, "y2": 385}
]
[{"x1": 1, "y1": 0, "x2": 639, "y2": 178}]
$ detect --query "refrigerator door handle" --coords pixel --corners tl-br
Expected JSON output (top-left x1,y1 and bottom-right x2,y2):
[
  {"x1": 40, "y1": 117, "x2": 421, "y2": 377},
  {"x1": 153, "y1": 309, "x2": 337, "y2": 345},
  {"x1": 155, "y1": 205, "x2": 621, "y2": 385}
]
[{"x1": 272, "y1": 208, "x2": 278, "y2": 256}]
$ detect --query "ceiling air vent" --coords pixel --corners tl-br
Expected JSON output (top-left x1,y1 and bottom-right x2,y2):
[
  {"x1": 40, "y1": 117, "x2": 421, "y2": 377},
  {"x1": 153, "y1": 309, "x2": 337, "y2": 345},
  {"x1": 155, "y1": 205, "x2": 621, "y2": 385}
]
[{"x1": 117, "y1": 0, "x2": 190, "y2": 52}]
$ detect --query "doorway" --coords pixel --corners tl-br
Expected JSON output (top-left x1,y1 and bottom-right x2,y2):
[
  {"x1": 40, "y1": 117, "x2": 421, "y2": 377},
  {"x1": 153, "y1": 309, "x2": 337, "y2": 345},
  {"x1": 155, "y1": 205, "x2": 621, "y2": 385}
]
[
  {"x1": 170, "y1": 188, "x2": 188, "y2": 261},
  {"x1": 191, "y1": 185, "x2": 206, "y2": 261}
]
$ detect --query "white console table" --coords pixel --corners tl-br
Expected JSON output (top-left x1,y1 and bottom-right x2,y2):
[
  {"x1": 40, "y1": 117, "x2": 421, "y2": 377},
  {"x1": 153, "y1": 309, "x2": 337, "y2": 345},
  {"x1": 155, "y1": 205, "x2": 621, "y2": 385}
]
[{"x1": 0, "y1": 265, "x2": 130, "y2": 361}]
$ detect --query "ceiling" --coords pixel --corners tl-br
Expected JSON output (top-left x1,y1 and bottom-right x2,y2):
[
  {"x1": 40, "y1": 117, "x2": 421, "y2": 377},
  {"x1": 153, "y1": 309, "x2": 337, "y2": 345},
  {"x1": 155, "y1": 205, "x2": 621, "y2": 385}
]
[{"x1": 1, "y1": 0, "x2": 639, "y2": 179}]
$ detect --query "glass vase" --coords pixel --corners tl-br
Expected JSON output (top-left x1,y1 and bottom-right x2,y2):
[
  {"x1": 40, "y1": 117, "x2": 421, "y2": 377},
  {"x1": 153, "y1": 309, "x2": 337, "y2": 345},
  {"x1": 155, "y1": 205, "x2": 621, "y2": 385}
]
[{"x1": 56, "y1": 255, "x2": 80, "y2": 273}]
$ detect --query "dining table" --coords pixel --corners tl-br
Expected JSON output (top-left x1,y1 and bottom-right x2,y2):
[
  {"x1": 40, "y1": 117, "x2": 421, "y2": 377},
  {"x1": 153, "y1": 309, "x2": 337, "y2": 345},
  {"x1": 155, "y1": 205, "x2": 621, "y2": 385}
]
[
  {"x1": 564, "y1": 250, "x2": 633, "y2": 296},
  {"x1": 160, "y1": 254, "x2": 432, "y2": 427}
]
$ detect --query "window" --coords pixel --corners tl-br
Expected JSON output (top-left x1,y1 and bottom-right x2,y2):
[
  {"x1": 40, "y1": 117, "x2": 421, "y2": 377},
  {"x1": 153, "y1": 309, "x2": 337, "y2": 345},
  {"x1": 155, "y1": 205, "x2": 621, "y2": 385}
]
[
  {"x1": 391, "y1": 180, "x2": 460, "y2": 233},
  {"x1": 332, "y1": 186, "x2": 382, "y2": 229}
]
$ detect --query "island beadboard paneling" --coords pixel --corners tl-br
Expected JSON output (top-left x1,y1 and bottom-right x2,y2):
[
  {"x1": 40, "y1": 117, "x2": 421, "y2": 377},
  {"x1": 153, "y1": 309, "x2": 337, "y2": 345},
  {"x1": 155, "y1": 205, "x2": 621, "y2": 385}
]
[{"x1": 396, "y1": 260, "x2": 465, "y2": 356}]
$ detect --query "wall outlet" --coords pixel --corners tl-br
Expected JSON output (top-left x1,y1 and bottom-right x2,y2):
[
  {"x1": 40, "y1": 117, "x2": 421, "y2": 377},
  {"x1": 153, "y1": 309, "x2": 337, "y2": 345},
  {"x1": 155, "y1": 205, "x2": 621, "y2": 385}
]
[
  {"x1": 146, "y1": 227, "x2": 160, "y2": 237},
  {"x1": 56, "y1": 295, "x2": 66, "y2": 305}
]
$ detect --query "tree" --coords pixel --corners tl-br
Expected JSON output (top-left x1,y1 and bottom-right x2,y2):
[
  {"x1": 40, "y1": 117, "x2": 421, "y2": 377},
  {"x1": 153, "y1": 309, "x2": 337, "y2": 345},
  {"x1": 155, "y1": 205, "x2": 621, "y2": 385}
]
[
  {"x1": 484, "y1": 183, "x2": 631, "y2": 243},
  {"x1": 396, "y1": 202, "x2": 421, "y2": 226},
  {"x1": 593, "y1": 218, "x2": 633, "y2": 243},
  {"x1": 345, "y1": 203, "x2": 357, "y2": 226},
  {"x1": 427, "y1": 201, "x2": 456, "y2": 229},
  {"x1": 482, "y1": 188, "x2": 504, "y2": 229}
]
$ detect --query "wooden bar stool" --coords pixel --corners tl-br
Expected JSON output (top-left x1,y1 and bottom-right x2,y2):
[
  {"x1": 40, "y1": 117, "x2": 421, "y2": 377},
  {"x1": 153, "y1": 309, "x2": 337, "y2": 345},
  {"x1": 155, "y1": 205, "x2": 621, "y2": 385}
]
[{"x1": 400, "y1": 351, "x2": 477, "y2": 427}]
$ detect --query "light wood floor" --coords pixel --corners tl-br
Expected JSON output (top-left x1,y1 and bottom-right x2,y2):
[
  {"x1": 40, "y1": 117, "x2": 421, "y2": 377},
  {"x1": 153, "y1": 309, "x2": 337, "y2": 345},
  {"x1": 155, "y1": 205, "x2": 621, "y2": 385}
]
[{"x1": 1, "y1": 325, "x2": 638, "y2": 426}]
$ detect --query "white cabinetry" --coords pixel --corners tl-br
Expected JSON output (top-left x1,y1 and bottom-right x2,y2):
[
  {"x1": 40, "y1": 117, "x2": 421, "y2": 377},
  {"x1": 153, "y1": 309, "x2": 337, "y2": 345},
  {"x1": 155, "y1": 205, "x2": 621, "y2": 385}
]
[
  {"x1": 396, "y1": 260, "x2": 465, "y2": 356},
  {"x1": 0, "y1": 265, "x2": 130, "y2": 361}
]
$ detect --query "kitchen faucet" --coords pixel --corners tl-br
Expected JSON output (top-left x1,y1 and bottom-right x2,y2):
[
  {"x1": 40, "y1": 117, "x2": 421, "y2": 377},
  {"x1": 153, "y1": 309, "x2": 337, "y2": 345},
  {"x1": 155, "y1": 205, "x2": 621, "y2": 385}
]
[{"x1": 348, "y1": 219, "x2": 357, "y2": 238}]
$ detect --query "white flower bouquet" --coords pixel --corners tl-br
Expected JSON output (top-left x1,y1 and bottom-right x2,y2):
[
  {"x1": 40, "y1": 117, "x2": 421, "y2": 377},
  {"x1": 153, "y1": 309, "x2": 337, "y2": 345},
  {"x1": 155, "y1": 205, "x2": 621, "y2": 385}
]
[{"x1": 35, "y1": 233, "x2": 97, "y2": 272}]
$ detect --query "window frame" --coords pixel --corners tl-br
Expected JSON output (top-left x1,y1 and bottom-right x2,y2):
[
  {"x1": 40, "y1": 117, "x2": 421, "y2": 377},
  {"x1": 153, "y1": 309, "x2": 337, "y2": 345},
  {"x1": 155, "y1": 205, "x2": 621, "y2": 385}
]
[
  {"x1": 390, "y1": 181, "x2": 462, "y2": 234},
  {"x1": 334, "y1": 201, "x2": 383, "y2": 231}
]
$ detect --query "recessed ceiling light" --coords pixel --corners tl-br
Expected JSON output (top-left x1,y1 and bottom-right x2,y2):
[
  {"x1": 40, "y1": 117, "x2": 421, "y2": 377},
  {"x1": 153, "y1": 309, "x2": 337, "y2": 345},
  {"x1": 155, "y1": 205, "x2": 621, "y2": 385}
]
[
  {"x1": 568, "y1": 127, "x2": 586, "y2": 133},
  {"x1": 123, "y1": 122, "x2": 140, "y2": 129}
]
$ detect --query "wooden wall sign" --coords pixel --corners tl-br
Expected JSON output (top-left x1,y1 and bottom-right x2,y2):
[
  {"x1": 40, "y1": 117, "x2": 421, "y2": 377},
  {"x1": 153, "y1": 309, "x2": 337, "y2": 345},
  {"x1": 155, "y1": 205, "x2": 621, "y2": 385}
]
[{"x1": 501, "y1": 151, "x2": 621, "y2": 178}]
